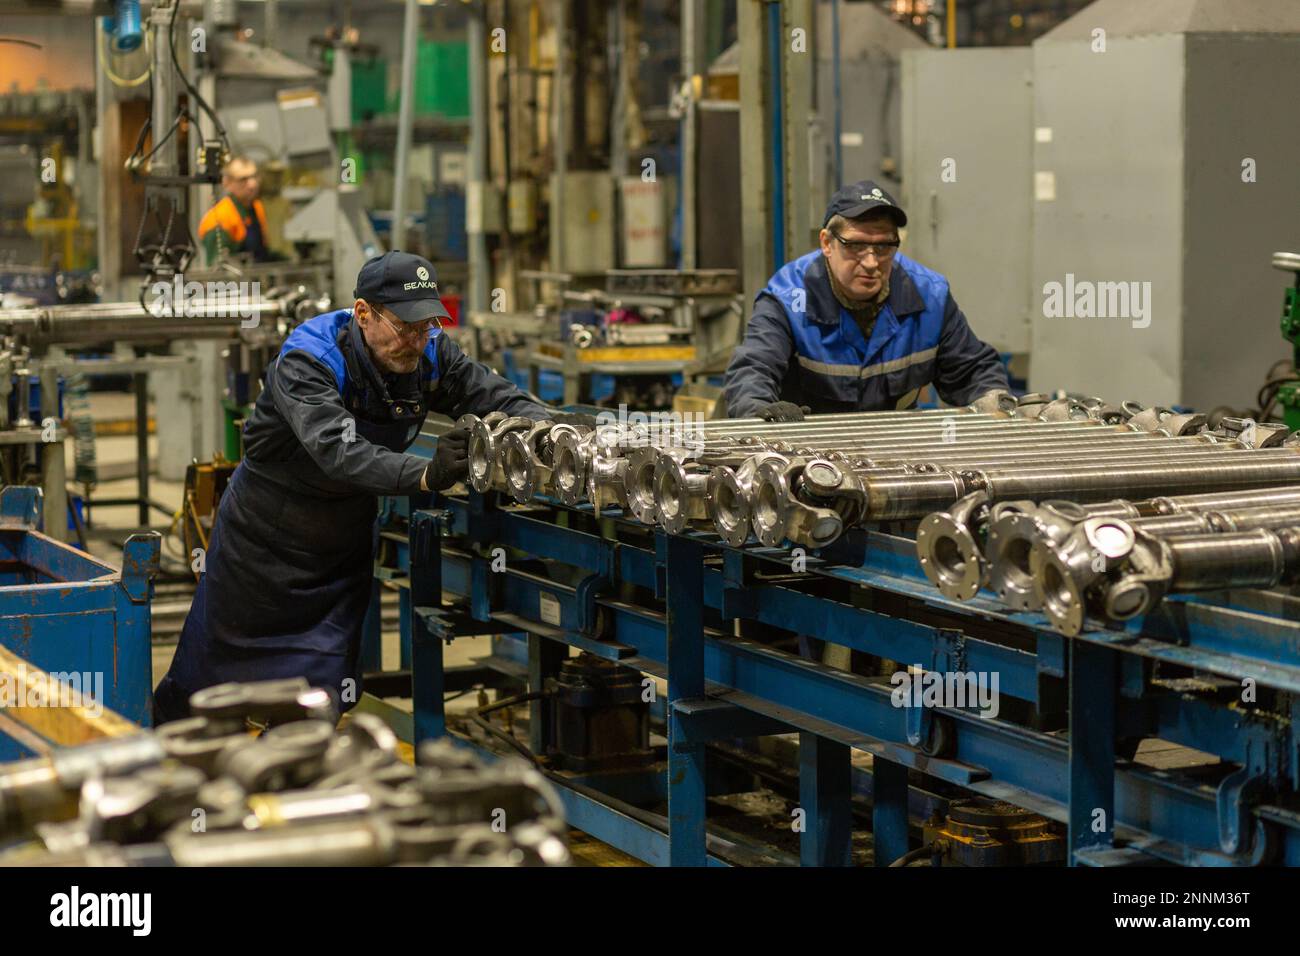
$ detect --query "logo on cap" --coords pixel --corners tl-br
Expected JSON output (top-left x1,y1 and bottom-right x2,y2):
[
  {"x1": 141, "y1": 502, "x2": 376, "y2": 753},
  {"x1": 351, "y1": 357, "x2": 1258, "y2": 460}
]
[
  {"x1": 861, "y1": 188, "x2": 887, "y2": 203},
  {"x1": 416, "y1": 266, "x2": 430, "y2": 281}
]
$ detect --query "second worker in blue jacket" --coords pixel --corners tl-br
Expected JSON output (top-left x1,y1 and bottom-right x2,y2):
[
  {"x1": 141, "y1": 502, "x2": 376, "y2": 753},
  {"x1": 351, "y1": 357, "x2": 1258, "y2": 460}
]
[{"x1": 724, "y1": 181, "x2": 1009, "y2": 421}]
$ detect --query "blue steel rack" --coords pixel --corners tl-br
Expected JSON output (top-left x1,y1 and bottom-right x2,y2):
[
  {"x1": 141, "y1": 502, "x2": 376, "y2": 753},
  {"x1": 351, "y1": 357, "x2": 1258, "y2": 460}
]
[{"x1": 373, "y1": 476, "x2": 1300, "y2": 867}]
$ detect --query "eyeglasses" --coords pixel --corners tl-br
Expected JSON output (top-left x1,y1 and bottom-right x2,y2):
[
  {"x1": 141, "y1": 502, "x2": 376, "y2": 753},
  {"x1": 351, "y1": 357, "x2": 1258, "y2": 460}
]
[
  {"x1": 829, "y1": 231, "x2": 900, "y2": 261},
  {"x1": 374, "y1": 305, "x2": 440, "y2": 341}
]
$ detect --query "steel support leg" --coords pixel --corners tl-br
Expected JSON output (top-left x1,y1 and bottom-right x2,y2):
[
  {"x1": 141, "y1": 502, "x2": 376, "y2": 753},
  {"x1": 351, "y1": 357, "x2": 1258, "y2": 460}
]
[
  {"x1": 399, "y1": 585, "x2": 413, "y2": 670},
  {"x1": 665, "y1": 532, "x2": 707, "y2": 867},
  {"x1": 360, "y1": 525, "x2": 383, "y2": 673},
  {"x1": 39, "y1": 363, "x2": 67, "y2": 542},
  {"x1": 872, "y1": 756, "x2": 910, "y2": 866},
  {"x1": 1068, "y1": 640, "x2": 1117, "y2": 864},
  {"x1": 799, "y1": 731, "x2": 853, "y2": 866},
  {"x1": 410, "y1": 509, "x2": 446, "y2": 747},
  {"x1": 528, "y1": 634, "x2": 566, "y2": 756},
  {"x1": 134, "y1": 372, "x2": 149, "y2": 527}
]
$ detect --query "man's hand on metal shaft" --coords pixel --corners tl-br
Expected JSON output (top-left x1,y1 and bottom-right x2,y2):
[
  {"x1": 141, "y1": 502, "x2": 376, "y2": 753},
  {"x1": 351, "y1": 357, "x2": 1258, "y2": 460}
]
[
  {"x1": 422, "y1": 427, "x2": 470, "y2": 491},
  {"x1": 757, "y1": 401, "x2": 810, "y2": 423}
]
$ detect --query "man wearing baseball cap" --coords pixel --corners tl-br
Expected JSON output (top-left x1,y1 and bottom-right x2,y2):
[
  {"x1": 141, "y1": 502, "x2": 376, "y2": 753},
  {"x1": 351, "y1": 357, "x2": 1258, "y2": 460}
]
[
  {"x1": 154, "y1": 251, "x2": 589, "y2": 722},
  {"x1": 724, "y1": 180, "x2": 1008, "y2": 420}
]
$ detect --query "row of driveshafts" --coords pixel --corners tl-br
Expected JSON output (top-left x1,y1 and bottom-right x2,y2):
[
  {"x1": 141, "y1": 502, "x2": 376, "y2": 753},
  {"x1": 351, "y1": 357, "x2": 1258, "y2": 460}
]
[
  {"x1": 458, "y1": 390, "x2": 1300, "y2": 633},
  {"x1": 0, "y1": 679, "x2": 568, "y2": 867}
]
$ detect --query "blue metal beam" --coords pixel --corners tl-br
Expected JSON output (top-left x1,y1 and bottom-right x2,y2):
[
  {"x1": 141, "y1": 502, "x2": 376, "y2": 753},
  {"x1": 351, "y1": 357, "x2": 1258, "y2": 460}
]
[{"x1": 387, "y1": 500, "x2": 1300, "y2": 865}]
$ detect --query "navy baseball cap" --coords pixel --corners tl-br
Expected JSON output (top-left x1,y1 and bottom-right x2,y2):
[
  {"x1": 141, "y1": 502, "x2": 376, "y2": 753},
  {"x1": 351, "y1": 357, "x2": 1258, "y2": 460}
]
[
  {"x1": 353, "y1": 251, "x2": 451, "y2": 324},
  {"x1": 822, "y1": 180, "x2": 907, "y2": 229}
]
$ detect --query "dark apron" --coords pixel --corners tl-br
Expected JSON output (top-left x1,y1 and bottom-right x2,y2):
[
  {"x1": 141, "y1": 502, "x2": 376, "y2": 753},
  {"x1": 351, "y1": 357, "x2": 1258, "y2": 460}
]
[{"x1": 154, "y1": 411, "x2": 424, "y2": 724}]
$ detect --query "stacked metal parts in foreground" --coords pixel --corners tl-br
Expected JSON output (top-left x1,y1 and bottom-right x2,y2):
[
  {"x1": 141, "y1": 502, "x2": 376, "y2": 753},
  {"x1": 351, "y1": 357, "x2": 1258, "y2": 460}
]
[
  {"x1": 460, "y1": 390, "x2": 1300, "y2": 636},
  {"x1": 0, "y1": 679, "x2": 568, "y2": 867}
]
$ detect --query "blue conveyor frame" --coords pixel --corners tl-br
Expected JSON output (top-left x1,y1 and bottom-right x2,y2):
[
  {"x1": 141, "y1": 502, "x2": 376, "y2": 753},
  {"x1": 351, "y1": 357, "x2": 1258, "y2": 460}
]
[{"x1": 373, "y1": 479, "x2": 1300, "y2": 868}]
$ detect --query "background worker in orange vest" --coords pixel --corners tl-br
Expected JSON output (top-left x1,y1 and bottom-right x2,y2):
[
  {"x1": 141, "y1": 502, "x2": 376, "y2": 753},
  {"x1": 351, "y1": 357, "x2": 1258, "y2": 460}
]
[{"x1": 198, "y1": 155, "x2": 273, "y2": 264}]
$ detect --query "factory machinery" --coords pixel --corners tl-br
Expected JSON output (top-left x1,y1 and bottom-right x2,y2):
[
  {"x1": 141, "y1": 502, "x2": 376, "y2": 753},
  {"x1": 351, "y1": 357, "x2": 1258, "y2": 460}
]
[
  {"x1": 0, "y1": 677, "x2": 568, "y2": 868},
  {"x1": 0, "y1": 277, "x2": 330, "y2": 538},
  {"x1": 366, "y1": 390, "x2": 1300, "y2": 866}
]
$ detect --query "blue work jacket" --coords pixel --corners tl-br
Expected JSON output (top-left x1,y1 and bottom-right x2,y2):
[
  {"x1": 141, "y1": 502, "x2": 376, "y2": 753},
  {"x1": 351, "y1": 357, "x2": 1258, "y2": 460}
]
[{"x1": 724, "y1": 251, "x2": 1008, "y2": 415}]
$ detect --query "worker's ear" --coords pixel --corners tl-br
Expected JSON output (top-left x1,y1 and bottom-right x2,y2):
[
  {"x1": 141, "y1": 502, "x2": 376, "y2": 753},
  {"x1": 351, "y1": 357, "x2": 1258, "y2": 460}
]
[
  {"x1": 818, "y1": 228, "x2": 833, "y2": 259},
  {"x1": 353, "y1": 299, "x2": 370, "y2": 323}
]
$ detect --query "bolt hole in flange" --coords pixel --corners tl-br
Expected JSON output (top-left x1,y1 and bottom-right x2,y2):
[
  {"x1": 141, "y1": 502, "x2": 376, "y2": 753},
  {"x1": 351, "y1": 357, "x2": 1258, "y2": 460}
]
[{"x1": 917, "y1": 513, "x2": 983, "y2": 599}]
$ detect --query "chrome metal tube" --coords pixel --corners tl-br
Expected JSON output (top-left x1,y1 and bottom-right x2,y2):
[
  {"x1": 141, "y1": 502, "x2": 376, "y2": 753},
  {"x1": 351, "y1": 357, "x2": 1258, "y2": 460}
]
[
  {"x1": 1034, "y1": 520, "x2": 1300, "y2": 637},
  {"x1": 985, "y1": 501, "x2": 1300, "y2": 611},
  {"x1": 964, "y1": 452, "x2": 1300, "y2": 506},
  {"x1": 775, "y1": 449, "x2": 1288, "y2": 548},
  {"x1": 685, "y1": 439, "x2": 1244, "y2": 543}
]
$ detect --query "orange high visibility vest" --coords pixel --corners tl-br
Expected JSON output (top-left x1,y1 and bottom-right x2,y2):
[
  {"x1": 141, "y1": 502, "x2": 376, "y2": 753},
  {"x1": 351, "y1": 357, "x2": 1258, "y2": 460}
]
[{"x1": 198, "y1": 196, "x2": 269, "y2": 250}]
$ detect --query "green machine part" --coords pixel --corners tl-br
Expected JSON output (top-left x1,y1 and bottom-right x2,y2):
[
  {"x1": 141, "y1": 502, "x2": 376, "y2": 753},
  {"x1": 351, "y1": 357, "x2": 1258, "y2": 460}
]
[
  {"x1": 223, "y1": 398, "x2": 252, "y2": 461},
  {"x1": 1274, "y1": 252, "x2": 1300, "y2": 430}
]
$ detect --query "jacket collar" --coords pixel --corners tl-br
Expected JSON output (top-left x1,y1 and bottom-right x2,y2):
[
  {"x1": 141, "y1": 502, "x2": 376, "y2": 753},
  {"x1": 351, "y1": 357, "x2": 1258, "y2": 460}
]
[
  {"x1": 803, "y1": 254, "x2": 925, "y2": 326},
  {"x1": 340, "y1": 311, "x2": 427, "y2": 406}
]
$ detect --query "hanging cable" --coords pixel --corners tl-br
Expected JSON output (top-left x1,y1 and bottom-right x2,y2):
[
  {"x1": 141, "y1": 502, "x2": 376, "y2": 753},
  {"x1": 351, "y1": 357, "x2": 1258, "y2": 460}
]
[
  {"x1": 167, "y1": 2, "x2": 230, "y2": 153},
  {"x1": 98, "y1": 24, "x2": 152, "y2": 88}
]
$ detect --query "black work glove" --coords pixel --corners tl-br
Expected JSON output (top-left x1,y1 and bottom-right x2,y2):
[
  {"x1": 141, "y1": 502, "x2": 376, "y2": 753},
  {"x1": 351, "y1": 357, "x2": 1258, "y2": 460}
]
[
  {"x1": 423, "y1": 427, "x2": 469, "y2": 491},
  {"x1": 548, "y1": 411, "x2": 600, "y2": 431},
  {"x1": 757, "y1": 401, "x2": 810, "y2": 423}
]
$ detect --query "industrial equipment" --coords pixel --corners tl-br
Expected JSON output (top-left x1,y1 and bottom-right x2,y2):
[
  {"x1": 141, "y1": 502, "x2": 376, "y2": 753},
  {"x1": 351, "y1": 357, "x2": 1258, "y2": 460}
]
[
  {"x1": 368, "y1": 391, "x2": 1300, "y2": 866},
  {"x1": 0, "y1": 677, "x2": 570, "y2": 867}
]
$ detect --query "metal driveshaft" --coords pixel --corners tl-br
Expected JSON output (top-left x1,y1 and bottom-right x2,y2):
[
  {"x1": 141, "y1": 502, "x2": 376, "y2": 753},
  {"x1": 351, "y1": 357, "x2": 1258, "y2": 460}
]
[
  {"x1": 612, "y1": 418, "x2": 1215, "y2": 522},
  {"x1": 1033, "y1": 520, "x2": 1300, "y2": 636},
  {"x1": 622, "y1": 414, "x2": 1226, "y2": 507},
  {"x1": 752, "y1": 447, "x2": 1295, "y2": 549},
  {"x1": 983, "y1": 499, "x2": 1300, "y2": 611},
  {"x1": 687, "y1": 424, "x2": 1229, "y2": 463},
  {"x1": 548, "y1": 401, "x2": 1166, "y2": 507},
  {"x1": 1104, "y1": 525, "x2": 1300, "y2": 621},
  {"x1": 921, "y1": 484, "x2": 1300, "y2": 604},
  {"x1": 871, "y1": 451, "x2": 1300, "y2": 522},
  {"x1": 662, "y1": 436, "x2": 1245, "y2": 536}
]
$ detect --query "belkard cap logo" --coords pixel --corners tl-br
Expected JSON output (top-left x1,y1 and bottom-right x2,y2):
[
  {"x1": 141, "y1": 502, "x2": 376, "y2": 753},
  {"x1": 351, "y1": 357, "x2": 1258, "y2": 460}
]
[
  {"x1": 404, "y1": 263, "x2": 436, "y2": 291},
  {"x1": 861, "y1": 188, "x2": 888, "y2": 203}
]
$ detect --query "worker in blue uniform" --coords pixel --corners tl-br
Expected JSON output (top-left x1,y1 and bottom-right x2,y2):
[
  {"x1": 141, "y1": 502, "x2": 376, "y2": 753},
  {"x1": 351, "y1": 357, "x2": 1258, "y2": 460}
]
[
  {"x1": 724, "y1": 181, "x2": 1009, "y2": 421},
  {"x1": 154, "y1": 251, "x2": 587, "y2": 723}
]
